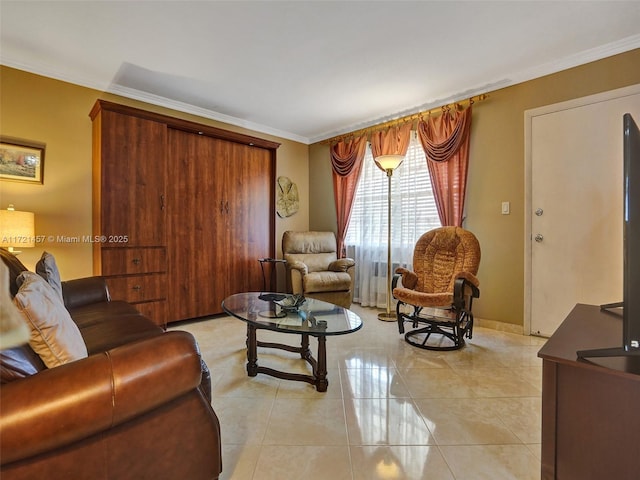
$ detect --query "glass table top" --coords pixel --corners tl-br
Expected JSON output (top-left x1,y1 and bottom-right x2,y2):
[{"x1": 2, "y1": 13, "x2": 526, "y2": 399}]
[{"x1": 222, "y1": 292, "x2": 363, "y2": 336}]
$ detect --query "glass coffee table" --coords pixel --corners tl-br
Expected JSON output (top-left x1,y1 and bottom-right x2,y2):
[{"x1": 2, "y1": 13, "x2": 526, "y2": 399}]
[{"x1": 222, "y1": 292, "x2": 363, "y2": 392}]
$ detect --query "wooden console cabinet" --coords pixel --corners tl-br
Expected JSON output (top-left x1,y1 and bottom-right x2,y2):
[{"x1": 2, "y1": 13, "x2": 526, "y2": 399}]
[
  {"x1": 90, "y1": 100, "x2": 279, "y2": 325},
  {"x1": 538, "y1": 304, "x2": 640, "y2": 479}
]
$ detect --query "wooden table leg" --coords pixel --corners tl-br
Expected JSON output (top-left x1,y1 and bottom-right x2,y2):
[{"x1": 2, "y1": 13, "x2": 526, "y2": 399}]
[
  {"x1": 246, "y1": 327, "x2": 330, "y2": 392},
  {"x1": 246, "y1": 324, "x2": 258, "y2": 376},
  {"x1": 316, "y1": 336, "x2": 328, "y2": 392},
  {"x1": 301, "y1": 333, "x2": 312, "y2": 361}
]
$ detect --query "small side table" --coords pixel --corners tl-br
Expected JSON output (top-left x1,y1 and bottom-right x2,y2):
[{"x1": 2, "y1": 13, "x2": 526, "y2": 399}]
[{"x1": 258, "y1": 258, "x2": 286, "y2": 292}]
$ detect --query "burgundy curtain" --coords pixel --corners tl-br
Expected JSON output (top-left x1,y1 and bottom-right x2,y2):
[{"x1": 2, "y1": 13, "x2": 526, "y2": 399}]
[
  {"x1": 417, "y1": 106, "x2": 472, "y2": 226},
  {"x1": 370, "y1": 123, "x2": 412, "y2": 169},
  {"x1": 330, "y1": 135, "x2": 367, "y2": 257}
]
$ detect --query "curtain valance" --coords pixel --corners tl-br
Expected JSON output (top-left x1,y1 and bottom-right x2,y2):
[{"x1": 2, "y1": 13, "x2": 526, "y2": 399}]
[
  {"x1": 330, "y1": 135, "x2": 367, "y2": 256},
  {"x1": 417, "y1": 107, "x2": 472, "y2": 226},
  {"x1": 417, "y1": 107, "x2": 472, "y2": 162},
  {"x1": 330, "y1": 135, "x2": 367, "y2": 177}
]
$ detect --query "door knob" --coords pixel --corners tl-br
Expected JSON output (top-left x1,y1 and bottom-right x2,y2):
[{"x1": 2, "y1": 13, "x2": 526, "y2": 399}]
[
  {"x1": 535, "y1": 208, "x2": 544, "y2": 216},
  {"x1": 535, "y1": 234, "x2": 544, "y2": 243}
]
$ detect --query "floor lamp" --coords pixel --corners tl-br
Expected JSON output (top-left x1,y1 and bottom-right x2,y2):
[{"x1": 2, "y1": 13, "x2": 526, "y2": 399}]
[{"x1": 374, "y1": 154, "x2": 404, "y2": 322}]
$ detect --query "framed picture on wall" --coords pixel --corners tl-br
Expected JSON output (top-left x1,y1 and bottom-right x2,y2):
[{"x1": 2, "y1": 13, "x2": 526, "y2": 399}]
[{"x1": 0, "y1": 136, "x2": 45, "y2": 184}]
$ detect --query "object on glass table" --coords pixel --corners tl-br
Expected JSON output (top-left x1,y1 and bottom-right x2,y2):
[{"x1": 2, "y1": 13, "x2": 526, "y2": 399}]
[
  {"x1": 274, "y1": 294, "x2": 306, "y2": 312},
  {"x1": 298, "y1": 309, "x2": 327, "y2": 329},
  {"x1": 258, "y1": 292, "x2": 286, "y2": 302}
]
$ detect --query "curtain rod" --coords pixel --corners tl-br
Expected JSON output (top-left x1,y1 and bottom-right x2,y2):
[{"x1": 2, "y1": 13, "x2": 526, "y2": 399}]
[{"x1": 322, "y1": 94, "x2": 489, "y2": 145}]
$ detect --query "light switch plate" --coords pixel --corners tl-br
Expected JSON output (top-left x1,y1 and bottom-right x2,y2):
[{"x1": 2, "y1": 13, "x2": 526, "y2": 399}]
[{"x1": 501, "y1": 201, "x2": 510, "y2": 215}]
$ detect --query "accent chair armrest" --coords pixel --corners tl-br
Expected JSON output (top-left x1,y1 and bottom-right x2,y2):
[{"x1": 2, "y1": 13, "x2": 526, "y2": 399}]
[
  {"x1": 61, "y1": 276, "x2": 111, "y2": 310},
  {"x1": 287, "y1": 260, "x2": 308, "y2": 275},
  {"x1": 395, "y1": 267, "x2": 418, "y2": 290},
  {"x1": 328, "y1": 258, "x2": 355, "y2": 272},
  {"x1": 453, "y1": 275, "x2": 480, "y2": 304},
  {"x1": 455, "y1": 271, "x2": 480, "y2": 289},
  {"x1": 286, "y1": 261, "x2": 308, "y2": 296}
]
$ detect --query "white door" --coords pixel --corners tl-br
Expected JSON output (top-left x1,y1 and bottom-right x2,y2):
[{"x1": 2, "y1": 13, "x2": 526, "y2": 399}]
[{"x1": 526, "y1": 85, "x2": 640, "y2": 337}]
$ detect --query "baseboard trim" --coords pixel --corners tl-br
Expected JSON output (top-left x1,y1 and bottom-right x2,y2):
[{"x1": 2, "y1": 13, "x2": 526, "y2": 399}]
[{"x1": 475, "y1": 317, "x2": 524, "y2": 335}]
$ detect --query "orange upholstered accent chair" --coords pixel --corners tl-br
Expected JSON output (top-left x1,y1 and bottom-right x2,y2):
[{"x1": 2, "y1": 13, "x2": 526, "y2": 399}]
[{"x1": 393, "y1": 227, "x2": 480, "y2": 350}]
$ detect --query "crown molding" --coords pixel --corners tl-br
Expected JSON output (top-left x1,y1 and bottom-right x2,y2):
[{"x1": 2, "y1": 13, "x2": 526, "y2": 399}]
[
  {"x1": 0, "y1": 57, "x2": 112, "y2": 92},
  {"x1": 507, "y1": 33, "x2": 640, "y2": 87},
  {"x1": 106, "y1": 84, "x2": 309, "y2": 144},
  {"x1": 309, "y1": 35, "x2": 640, "y2": 144},
  {"x1": 3, "y1": 33, "x2": 639, "y2": 146},
  {"x1": 0, "y1": 57, "x2": 310, "y2": 145},
  {"x1": 307, "y1": 80, "x2": 511, "y2": 144}
]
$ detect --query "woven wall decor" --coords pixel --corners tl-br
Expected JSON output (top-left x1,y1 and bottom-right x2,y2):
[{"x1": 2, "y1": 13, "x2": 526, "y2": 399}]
[{"x1": 276, "y1": 176, "x2": 299, "y2": 218}]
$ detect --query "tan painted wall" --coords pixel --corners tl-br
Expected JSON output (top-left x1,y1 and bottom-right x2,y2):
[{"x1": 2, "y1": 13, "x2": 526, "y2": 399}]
[
  {"x1": 0, "y1": 67, "x2": 309, "y2": 282},
  {"x1": 4, "y1": 48, "x2": 640, "y2": 326},
  {"x1": 309, "y1": 48, "x2": 640, "y2": 327}
]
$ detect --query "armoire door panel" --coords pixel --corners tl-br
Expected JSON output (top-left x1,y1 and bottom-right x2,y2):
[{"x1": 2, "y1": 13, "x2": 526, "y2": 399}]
[
  {"x1": 226, "y1": 143, "x2": 273, "y2": 294},
  {"x1": 98, "y1": 110, "x2": 167, "y2": 247},
  {"x1": 167, "y1": 129, "x2": 230, "y2": 320}
]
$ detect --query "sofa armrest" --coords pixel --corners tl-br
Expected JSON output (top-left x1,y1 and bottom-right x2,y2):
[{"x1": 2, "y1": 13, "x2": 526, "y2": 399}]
[
  {"x1": 0, "y1": 331, "x2": 203, "y2": 465},
  {"x1": 61, "y1": 276, "x2": 110, "y2": 309}
]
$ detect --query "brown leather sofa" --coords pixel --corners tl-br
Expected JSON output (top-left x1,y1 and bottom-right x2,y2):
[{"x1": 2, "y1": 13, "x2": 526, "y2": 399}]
[{"x1": 0, "y1": 249, "x2": 222, "y2": 479}]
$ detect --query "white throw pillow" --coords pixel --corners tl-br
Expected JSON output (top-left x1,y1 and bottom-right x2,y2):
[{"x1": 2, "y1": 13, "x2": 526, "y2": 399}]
[{"x1": 13, "y1": 272, "x2": 87, "y2": 368}]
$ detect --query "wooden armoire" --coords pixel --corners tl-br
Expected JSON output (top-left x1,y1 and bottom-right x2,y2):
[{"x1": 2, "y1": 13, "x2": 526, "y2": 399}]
[{"x1": 90, "y1": 100, "x2": 279, "y2": 326}]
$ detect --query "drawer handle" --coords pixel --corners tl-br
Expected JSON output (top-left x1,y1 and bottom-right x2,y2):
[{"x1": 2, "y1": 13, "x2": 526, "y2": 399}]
[
  {"x1": 132, "y1": 258, "x2": 141, "y2": 265},
  {"x1": 132, "y1": 285, "x2": 142, "y2": 291}
]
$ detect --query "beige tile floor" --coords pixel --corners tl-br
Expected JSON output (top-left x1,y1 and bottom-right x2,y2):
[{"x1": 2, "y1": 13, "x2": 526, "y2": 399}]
[{"x1": 176, "y1": 304, "x2": 546, "y2": 480}]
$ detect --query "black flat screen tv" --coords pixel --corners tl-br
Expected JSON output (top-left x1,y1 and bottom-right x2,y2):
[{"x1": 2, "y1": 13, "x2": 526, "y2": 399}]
[{"x1": 578, "y1": 113, "x2": 640, "y2": 359}]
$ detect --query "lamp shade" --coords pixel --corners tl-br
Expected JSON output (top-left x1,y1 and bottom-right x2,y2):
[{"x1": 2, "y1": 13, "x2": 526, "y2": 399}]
[
  {"x1": 0, "y1": 205, "x2": 35, "y2": 250},
  {"x1": 374, "y1": 154, "x2": 404, "y2": 172}
]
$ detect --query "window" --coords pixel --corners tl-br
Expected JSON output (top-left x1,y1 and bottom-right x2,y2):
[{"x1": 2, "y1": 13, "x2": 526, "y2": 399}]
[{"x1": 345, "y1": 131, "x2": 440, "y2": 307}]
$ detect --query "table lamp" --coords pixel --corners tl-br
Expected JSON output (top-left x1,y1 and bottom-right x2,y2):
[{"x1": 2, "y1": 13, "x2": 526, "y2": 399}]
[{"x1": 0, "y1": 204, "x2": 35, "y2": 255}]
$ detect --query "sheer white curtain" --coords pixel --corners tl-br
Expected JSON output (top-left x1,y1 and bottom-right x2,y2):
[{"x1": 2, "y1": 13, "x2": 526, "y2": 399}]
[{"x1": 345, "y1": 131, "x2": 441, "y2": 307}]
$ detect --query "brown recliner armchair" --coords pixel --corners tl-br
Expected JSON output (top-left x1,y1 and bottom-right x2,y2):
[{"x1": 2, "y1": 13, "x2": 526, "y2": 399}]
[
  {"x1": 393, "y1": 226, "x2": 480, "y2": 350},
  {"x1": 282, "y1": 231, "x2": 355, "y2": 308}
]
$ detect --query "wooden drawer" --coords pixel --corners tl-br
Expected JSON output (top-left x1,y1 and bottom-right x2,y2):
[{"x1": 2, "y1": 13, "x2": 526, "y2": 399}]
[
  {"x1": 106, "y1": 274, "x2": 166, "y2": 303},
  {"x1": 101, "y1": 247, "x2": 166, "y2": 276},
  {"x1": 133, "y1": 300, "x2": 167, "y2": 328}
]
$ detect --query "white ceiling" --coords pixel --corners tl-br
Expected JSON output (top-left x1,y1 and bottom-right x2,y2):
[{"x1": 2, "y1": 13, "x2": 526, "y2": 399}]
[{"x1": 1, "y1": 1, "x2": 639, "y2": 144}]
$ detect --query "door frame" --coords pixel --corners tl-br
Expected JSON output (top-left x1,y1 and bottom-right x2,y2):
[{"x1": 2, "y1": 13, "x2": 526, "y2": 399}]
[{"x1": 524, "y1": 83, "x2": 640, "y2": 336}]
